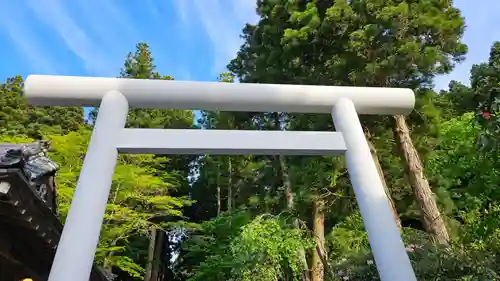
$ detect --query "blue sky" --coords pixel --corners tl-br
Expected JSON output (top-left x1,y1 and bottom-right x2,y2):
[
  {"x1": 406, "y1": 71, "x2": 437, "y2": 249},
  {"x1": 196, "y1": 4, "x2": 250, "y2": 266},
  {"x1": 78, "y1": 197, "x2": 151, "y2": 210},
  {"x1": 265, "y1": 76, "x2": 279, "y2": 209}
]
[
  {"x1": 0, "y1": 0, "x2": 498, "y2": 90},
  {"x1": 0, "y1": 0, "x2": 258, "y2": 82}
]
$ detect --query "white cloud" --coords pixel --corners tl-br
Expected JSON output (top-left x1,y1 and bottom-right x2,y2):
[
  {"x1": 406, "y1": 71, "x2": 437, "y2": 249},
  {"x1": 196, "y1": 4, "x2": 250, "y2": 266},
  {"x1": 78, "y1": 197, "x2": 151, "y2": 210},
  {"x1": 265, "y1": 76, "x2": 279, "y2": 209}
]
[
  {"x1": 71, "y1": 0, "x2": 139, "y2": 47},
  {"x1": 172, "y1": 0, "x2": 190, "y2": 22},
  {"x1": 1, "y1": 0, "x2": 494, "y2": 88},
  {"x1": 142, "y1": 0, "x2": 163, "y2": 22},
  {"x1": 24, "y1": 0, "x2": 132, "y2": 76},
  {"x1": 172, "y1": 0, "x2": 258, "y2": 73},
  {"x1": 0, "y1": 0, "x2": 141, "y2": 77},
  {"x1": 2, "y1": 0, "x2": 256, "y2": 79},
  {"x1": 169, "y1": 0, "x2": 499, "y2": 91},
  {"x1": 0, "y1": 1, "x2": 58, "y2": 74}
]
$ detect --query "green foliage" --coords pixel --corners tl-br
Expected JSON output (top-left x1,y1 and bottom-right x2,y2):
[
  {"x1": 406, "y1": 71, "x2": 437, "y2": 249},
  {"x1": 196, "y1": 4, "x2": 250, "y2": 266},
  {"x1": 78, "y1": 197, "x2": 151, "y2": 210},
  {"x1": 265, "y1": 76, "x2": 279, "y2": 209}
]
[
  {"x1": 43, "y1": 128, "x2": 193, "y2": 277},
  {"x1": 327, "y1": 213, "x2": 499, "y2": 281},
  {"x1": 178, "y1": 211, "x2": 253, "y2": 280},
  {"x1": 327, "y1": 212, "x2": 369, "y2": 259},
  {"x1": 231, "y1": 0, "x2": 467, "y2": 89},
  {"x1": 332, "y1": 235, "x2": 499, "y2": 281},
  {"x1": 230, "y1": 216, "x2": 313, "y2": 281},
  {"x1": 120, "y1": 42, "x2": 194, "y2": 130},
  {"x1": 215, "y1": 1, "x2": 500, "y2": 280},
  {"x1": 227, "y1": 0, "x2": 469, "y2": 248},
  {"x1": 0, "y1": 76, "x2": 83, "y2": 138},
  {"x1": 180, "y1": 212, "x2": 313, "y2": 281},
  {"x1": 3, "y1": 3, "x2": 500, "y2": 279},
  {"x1": 472, "y1": 42, "x2": 500, "y2": 154},
  {"x1": 0, "y1": 41, "x2": 195, "y2": 279},
  {"x1": 426, "y1": 113, "x2": 500, "y2": 251},
  {"x1": 89, "y1": 42, "x2": 194, "y2": 131}
]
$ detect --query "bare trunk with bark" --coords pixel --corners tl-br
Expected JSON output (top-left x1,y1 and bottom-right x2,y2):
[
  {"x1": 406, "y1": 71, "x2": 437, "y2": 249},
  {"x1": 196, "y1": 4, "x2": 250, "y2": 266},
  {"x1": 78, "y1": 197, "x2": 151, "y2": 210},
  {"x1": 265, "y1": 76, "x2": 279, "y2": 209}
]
[
  {"x1": 151, "y1": 230, "x2": 164, "y2": 281},
  {"x1": 275, "y1": 113, "x2": 310, "y2": 281},
  {"x1": 227, "y1": 156, "x2": 232, "y2": 213},
  {"x1": 145, "y1": 227, "x2": 157, "y2": 281},
  {"x1": 311, "y1": 199, "x2": 325, "y2": 281},
  {"x1": 365, "y1": 134, "x2": 402, "y2": 229},
  {"x1": 280, "y1": 156, "x2": 294, "y2": 210},
  {"x1": 392, "y1": 115, "x2": 450, "y2": 244},
  {"x1": 217, "y1": 162, "x2": 221, "y2": 216},
  {"x1": 279, "y1": 155, "x2": 310, "y2": 281},
  {"x1": 145, "y1": 228, "x2": 165, "y2": 281}
]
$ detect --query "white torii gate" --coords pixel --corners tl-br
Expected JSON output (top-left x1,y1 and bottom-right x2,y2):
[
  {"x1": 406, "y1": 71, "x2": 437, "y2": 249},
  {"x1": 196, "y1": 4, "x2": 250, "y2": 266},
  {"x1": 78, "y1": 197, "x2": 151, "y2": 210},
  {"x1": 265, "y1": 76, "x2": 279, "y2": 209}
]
[{"x1": 23, "y1": 75, "x2": 418, "y2": 281}]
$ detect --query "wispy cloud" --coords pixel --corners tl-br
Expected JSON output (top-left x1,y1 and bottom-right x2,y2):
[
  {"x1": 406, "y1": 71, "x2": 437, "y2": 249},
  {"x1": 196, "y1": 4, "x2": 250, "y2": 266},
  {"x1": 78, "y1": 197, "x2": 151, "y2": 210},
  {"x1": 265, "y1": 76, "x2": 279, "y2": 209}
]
[
  {"x1": 25, "y1": 0, "x2": 136, "y2": 76},
  {"x1": 0, "y1": 0, "x2": 496, "y2": 89},
  {"x1": 171, "y1": 0, "x2": 499, "y2": 91},
  {"x1": 0, "y1": 0, "x2": 144, "y2": 77},
  {"x1": 172, "y1": 0, "x2": 258, "y2": 73},
  {"x1": 172, "y1": 0, "x2": 189, "y2": 22},
  {"x1": 142, "y1": 0, "x2": 163, "y2": 23},
  {"x1": 0, "y1": 0, "x2": 258, "y2": 80},
  {"x1": 26, "y1": 0, "x2": 102, "y2": 75},
  {"x1": 0, "y1": 1, "x2": 58, "y2": 74}
]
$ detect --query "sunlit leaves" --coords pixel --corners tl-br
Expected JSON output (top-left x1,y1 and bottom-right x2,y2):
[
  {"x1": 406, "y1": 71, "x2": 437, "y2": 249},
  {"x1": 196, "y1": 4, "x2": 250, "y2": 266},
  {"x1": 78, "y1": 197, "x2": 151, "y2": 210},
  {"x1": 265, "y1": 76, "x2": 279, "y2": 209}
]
[
  {"x1": 185, "y1": 213, "x2": 313, "y2": 281},
  {"x1": 28, "y1": 128, "x2": 191, "y2": 277},
  {"x1": 0, "y1": 76, "x2": 83, "y2": 138}
]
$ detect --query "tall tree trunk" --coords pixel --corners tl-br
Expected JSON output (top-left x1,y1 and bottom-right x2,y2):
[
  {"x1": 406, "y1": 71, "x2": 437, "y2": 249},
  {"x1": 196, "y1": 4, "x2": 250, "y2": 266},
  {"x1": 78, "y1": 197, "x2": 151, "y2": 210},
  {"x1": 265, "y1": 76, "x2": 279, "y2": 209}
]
[
  {"x1": 151, "y1": 230, "x2": 164, "y2": 281},
  {"x1": 365, "y1": 135, "x2": 402, "y2": 229},
  {"x1": 145, "y1": 227, "x2": 157, "y2": 281},
  {"x1": 392, "y1": 115, "x2": 450, "y2": 244},
  {"x1": 227, "y1": 156, "x2": 232, "y2": 213},
  {"x1": 275, "y1": 113, "x2": 310, "y2": 281},
  {"x1": 279, "y1": 155, "x2": 310, "y2": 281},
  {"x1": 217, "y1": 162, "x2": 221, "y2": 216},
  {"x1": 280, "y1": 155, "x2": 294, "y2": 210},
  {"x1": 311, "y1": 199, "x2": 325, "y2": 281},
  {"x1": 274, "y1": 113, "x2": 294, "y2": 210}
]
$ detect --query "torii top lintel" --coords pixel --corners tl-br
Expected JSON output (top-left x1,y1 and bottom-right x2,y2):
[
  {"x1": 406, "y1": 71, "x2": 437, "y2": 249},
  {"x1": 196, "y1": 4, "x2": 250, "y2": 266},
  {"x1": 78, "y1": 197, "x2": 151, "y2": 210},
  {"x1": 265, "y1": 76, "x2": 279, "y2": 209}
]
[{"x1": 23, "y1": 75, "x2": 415, "y2": 115}]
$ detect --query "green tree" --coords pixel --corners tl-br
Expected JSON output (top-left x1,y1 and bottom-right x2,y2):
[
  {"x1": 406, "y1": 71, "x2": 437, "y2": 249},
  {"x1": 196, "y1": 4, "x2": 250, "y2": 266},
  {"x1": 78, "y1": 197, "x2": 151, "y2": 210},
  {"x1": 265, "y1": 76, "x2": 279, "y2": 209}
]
[
  {"x1": 471, "y1": 42, "x2": 500, "y2": 154},
  {"x1": 0, "y1": 75, "x2": 83, "y2": 138},
  {"x1": 228, "y1": 0, "x2": 468, "y2": 246},
  {"x1": 4, "y1": 11, "x2": 500, "y2": 280},
  {"x1": 50, "y1": 128, "x2": 192, "y2": 279},
  {"x1": 89, "y1": 42, "x2": 194, "y2": 131},
  {"x1": 0, "y1": 128, "x2": 193, "y2": 279},
  {"x1": 178, "y1": 211, "x2": 313, "y2": 281}
]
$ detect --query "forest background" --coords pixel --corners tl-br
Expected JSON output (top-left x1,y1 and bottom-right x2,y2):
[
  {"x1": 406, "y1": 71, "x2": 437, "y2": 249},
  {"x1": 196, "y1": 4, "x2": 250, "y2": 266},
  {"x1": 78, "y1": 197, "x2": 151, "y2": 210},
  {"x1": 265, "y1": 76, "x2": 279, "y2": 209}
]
[{"x1": 1, "y1": 1, "x2": 500, "y2": 281}]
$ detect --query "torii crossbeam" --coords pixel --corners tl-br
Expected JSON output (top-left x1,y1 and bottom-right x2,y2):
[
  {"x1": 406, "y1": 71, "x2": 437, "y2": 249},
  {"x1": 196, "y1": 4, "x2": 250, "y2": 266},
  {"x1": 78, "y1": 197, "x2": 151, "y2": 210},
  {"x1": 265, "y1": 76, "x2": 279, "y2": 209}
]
[{"x1": 23, "y1": 75, "x2": 417, "y2": 281}]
